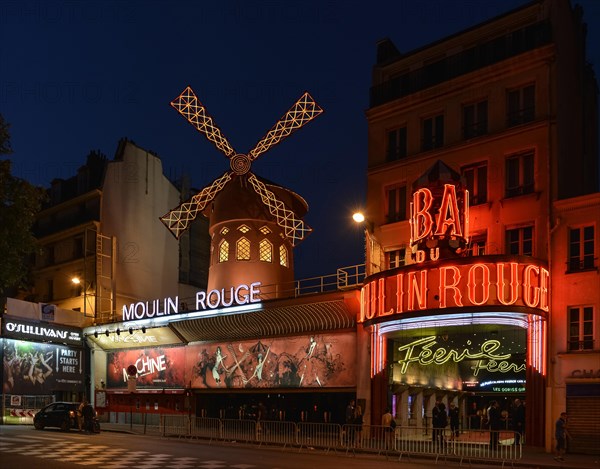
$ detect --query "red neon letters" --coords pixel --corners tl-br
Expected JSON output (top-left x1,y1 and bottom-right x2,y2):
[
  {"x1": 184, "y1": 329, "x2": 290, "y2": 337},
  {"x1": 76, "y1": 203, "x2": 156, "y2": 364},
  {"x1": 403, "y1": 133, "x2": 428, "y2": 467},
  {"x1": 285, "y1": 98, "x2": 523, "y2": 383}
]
[{"x1": 359, "y1": 259, "x2": 549, "y2": 323}]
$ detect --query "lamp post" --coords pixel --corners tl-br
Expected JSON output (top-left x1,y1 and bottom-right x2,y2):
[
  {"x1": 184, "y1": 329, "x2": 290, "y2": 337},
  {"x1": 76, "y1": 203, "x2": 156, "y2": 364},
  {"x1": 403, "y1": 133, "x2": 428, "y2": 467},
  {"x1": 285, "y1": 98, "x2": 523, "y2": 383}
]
[
  {"x1": 352, "y1": 211, "x2": 379, "y2": 276},
  {"x1": 71, "y1": 276, "x2": 94, "y2": 318}
]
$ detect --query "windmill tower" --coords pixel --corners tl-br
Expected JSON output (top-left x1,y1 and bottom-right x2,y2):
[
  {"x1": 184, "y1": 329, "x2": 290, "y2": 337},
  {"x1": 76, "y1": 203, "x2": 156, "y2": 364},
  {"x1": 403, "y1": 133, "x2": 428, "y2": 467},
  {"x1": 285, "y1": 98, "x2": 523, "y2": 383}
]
[{"x1": 161, "y1": 87, "x2": 323, "y2": 299}]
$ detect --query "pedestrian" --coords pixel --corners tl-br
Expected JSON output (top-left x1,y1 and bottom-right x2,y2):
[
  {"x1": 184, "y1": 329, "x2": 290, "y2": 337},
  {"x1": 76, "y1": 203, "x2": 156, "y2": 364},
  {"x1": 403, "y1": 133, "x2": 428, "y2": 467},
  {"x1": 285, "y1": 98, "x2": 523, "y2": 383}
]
[
  {"x1": 512, "y1": 398, "x2": 525, "y2": 445},
  {"x1": 345, "y1": 399, "x2": 355, "y2": 445},
  {"x1": 449, "y1": 402, "x2": 460, "y2": 439},
  {"x1": 345, "y1": 399, "x2": 355, "y2": 425},
  {"x1": 78, "y1": 399, "x2": 86, "y2": 432},
  {"x1": 432, "y1": 400, "x2": 447, "y2": 451},
  {"x1": 488, "y1": 401, "x2": 502, "y2": 449},
  {"x1": 353, "y1": 405, "x2": 363, "y2": 448},
  {"x1": 82, "y1": 400, "x2": 95, "y2": 433},
  {"x1": 381, "y1": 407, "x2": 394, "y2": 449},
  {"x1": 554, "y1": 412, "x2": 570, "y2": 461}
]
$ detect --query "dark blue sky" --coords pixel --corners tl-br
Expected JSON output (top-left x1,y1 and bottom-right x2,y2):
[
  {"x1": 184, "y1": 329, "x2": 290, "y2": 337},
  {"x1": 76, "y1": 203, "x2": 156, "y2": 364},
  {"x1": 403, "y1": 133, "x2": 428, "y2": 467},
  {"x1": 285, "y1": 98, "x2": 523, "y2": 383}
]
[{"x1": 2, "y1": 0, "x2": 599, "y2": 280}]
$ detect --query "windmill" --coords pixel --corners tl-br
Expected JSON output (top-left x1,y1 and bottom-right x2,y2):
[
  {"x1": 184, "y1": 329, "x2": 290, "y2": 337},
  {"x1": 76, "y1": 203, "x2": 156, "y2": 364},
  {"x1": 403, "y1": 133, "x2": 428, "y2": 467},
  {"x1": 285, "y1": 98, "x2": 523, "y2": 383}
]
[{"x1": 161, "y1": 86, "x2": 323, "y2": 296}]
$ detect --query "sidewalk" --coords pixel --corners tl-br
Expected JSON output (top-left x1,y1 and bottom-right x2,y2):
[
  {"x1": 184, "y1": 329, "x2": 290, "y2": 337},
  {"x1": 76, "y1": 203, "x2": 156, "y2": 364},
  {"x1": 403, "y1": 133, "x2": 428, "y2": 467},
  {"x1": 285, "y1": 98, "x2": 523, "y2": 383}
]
[
  {"x1": 518, "y1": 447, "x2": 599, "y2": 469},
  {"x1": 100, "y1": 423, "x2": 600, "y2": 469}
]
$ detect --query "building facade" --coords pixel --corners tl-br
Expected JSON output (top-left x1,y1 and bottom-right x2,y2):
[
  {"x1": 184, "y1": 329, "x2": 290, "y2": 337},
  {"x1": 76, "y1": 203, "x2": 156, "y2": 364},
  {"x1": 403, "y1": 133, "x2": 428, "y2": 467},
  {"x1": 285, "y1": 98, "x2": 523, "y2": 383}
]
[
  {"x1": 29, "y1": 138, "x2": 209, "y2": 323},
  {"x1": 363, "y1": 0, "x2": 599, "y2": 453}
]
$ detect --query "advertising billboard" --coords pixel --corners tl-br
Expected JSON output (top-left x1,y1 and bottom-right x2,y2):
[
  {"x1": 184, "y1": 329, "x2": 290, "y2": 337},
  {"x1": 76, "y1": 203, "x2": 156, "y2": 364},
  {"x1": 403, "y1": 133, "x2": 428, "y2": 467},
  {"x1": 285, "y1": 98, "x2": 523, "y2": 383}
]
[
  {"x1": 2, "y1": 339, "x2": 84, "y2": 394},
  {"x1": 106, "y1": 346, "x2": 186, "y2": 389},
  {"x1": 186, "y1": 333, "x2": 356, "y2": 389}
]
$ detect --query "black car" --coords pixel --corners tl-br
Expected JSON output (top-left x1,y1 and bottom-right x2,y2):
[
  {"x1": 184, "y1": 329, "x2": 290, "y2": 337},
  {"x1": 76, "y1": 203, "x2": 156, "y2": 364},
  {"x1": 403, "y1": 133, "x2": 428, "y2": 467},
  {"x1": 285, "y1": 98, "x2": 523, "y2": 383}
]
[{"x1": 33, "y1": 402, "x2": 79, "y2": 431}]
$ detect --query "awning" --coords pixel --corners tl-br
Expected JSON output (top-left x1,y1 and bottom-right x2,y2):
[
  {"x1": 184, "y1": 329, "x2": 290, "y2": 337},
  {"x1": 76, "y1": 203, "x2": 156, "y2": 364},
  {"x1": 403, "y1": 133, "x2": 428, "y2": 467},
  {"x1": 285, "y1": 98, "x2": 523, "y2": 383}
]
[{"x1": 173, "y1": 298, "x2": 356, "y2": 343}]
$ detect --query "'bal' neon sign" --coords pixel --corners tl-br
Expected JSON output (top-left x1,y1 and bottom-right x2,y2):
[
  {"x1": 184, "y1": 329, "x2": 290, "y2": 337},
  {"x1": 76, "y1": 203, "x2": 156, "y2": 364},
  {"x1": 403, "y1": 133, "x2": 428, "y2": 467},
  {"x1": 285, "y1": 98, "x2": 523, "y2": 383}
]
[
  {"x1": 396, "y1": 335, "x2": 525, "y2": 376},
  {"x1": 410, "y1": 184, "x2": 469, "y2": 262},
  {"x1": 359, "y1": 256, "x2": 549, "y2": 323}
]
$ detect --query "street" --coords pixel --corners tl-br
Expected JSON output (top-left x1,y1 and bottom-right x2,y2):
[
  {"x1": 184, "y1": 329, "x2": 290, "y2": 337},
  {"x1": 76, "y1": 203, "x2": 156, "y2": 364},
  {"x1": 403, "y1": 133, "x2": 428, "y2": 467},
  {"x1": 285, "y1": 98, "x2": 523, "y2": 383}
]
[{"x1": 0, "y1": 424, "x2": 476, "y2": 469}]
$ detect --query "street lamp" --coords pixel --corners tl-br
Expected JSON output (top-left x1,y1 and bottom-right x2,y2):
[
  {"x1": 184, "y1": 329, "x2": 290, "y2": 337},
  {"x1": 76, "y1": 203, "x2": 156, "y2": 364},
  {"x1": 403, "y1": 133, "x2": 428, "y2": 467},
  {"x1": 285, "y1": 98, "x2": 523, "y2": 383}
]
[
  {"x1": 352, "y1": 212, "x2": 365, "y2": 223},
  {"x1": 352, "y1": 210, "x2": 379, "y2": 276},
  {"x1": 71, "y1": 275, "x2": 94, "y2": 318}
]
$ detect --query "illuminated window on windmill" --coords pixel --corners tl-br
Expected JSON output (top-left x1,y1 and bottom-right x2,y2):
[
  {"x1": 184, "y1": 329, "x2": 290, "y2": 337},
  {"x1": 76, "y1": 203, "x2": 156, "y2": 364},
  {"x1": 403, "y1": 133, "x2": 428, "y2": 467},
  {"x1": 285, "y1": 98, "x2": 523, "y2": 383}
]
[
  {"x1": 279, "y1": 245, "x2": 288, "y2": 267},
  {"x1": 220, "y1": 227, "x2": 229, "y2": 235},
  {"x1": 260, "y1": 226, "x2": 271, "y2": 235},
  {"x1": 259, "y1": 239, "x2": 272, "y2": 262},
  {"x1": 238, "y1": 225, "x2": 250, "y2": 233},
  {"x1": 219, "y1": 240, "x2": 229, "y2": 263},
  {"x1": 236, "y1": 237, "x2": 251, "y2": 261}
]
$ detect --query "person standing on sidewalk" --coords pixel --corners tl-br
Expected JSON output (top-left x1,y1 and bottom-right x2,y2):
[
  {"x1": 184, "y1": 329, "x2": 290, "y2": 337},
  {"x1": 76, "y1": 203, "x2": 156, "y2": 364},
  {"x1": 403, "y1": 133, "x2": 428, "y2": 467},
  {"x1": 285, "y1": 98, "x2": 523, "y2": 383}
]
[
  {"x1": 488, "y1": 401, "x2": 502, "y2": 449},
  {"x1": 512, "y1": 399, "x2": 525, "y2": 446},
  {"x1": 554, "y1": 412, "x2": 570, "y2": 462}
]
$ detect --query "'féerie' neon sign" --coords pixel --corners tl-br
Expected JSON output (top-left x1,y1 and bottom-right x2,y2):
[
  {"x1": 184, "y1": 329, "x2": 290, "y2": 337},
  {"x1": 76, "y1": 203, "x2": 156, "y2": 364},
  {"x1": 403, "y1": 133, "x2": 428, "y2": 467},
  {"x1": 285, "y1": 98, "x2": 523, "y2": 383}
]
[{"x1": 396, "y1": 335, "x2": 525, "y2": 376}]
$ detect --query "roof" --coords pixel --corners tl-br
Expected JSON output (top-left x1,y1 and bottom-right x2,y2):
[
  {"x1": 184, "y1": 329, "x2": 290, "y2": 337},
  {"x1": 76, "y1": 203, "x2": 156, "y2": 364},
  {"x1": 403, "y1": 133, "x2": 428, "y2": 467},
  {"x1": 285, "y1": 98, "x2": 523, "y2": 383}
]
[{"x1": 173, "y1": 298, "x2": 356, "y2": 343}]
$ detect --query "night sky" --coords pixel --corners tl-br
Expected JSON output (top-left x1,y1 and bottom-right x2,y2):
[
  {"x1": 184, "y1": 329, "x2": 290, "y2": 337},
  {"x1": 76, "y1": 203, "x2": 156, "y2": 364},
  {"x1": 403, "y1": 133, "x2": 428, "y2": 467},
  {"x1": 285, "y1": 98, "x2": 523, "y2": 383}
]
[{"x1": 1, "y1": 0, "x2": 599, "y2": 280}]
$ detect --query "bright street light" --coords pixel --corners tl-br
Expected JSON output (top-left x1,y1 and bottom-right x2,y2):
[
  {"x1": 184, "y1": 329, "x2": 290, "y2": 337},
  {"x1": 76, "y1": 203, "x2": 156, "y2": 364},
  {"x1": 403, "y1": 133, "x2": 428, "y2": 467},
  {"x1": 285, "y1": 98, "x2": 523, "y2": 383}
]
[{"x1": 352, "y1": 212, "x2": 365, "y2": 223}]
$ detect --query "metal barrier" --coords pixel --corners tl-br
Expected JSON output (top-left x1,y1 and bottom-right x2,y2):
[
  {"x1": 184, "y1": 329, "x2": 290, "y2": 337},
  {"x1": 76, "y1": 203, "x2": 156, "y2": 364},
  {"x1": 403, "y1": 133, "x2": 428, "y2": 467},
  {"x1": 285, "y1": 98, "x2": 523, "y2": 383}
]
[
  {"x1": 162, "y1": 414, "x2": 190, "y2": 438},
  {"x1": 221, "y1": 418, "x2": 257, "y2": 444},
  {"x1": 342, "y1": 424, "x2": 392, "y2": 455},
  {"x1": 450, "y1": 429, "x2": 522, "y2": 464},
  {"x1": 257, "y1": 420, "x2": 297, "y2": 448},
  {"x1": 297, "y1": 422, "x2": 342, "y2": 452},
  {"x1": 101, "y1": 415, "x2": 523, "y2": 465},
  {"x1": 190, "y1": 417, "x2": 221, "y2": 443}
]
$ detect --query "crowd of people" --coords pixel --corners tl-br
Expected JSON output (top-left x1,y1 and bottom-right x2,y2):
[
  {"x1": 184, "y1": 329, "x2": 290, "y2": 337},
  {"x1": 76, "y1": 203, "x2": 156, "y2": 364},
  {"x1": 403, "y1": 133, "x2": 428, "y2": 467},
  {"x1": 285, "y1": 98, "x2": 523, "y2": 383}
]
[{"x1": 338, "y1": 398, "x2": 571, "y2": 462}]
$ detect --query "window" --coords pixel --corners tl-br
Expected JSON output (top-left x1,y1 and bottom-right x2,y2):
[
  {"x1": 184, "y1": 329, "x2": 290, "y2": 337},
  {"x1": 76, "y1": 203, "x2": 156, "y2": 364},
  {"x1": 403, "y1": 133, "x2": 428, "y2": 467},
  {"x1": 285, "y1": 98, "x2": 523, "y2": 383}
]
[
  {"x1": 466, "y1": 233, "x2": 487, "y2": 256},
  {"x1": 568, "y1": 306, "x2": 594, "y2": 351},
  {"x1": 46, "y1": 279, "x2": 54, "y2": 301},
  {"x1": 387, "y1": 127, "x2": 407, "y2": 161},
  {"x1": 73, "y1": 237, "x2": 84, "y2": 259},
  {"x1": 462, "y1": 100, "x2": 488, "y2": 139},
  {"x1": 237, "y1": 225, "x2": 250, "y2": 233},
  {"x1": 422, "y1": 114, "x2": 444, "y2": 151},
  {"x1": 220, "y1": 227, "x2": 229, "y2": 235},
  {"x1": 218, "y1": 240, "x2": 229, "y2": 263},
  {"x1": 259, "y1": 239, "x2": 272, "y2": 262},
  {"x1": 462, "y1": 162, "x2": 487, "y2": 205},
  {"x1": 506, "y1": 151, "x2": 534, "y2": 197},
  {"x1": 568, "y1": 226, "x2": 595, "y2": 271},
  {"x1": 386, "y1": 248, "x2": 406, "y2": 269},
  {"x1": 236, "y1": 237, "x2": 250, "y2": 261},
  {"x1": 386, "y1": 185, "x2": 407, "y2": 223},
  {"x1": 259, "y1": 226, "x2": 271, "y2": 235},
  {"x1": 279, "y1": 245, "x2": 288, "y2": 267},
  {"x1": 506, "y1": 226, "x2": 533, "y2": 256},
  {"x1": 507, "y1": 84, "x2": 535, "y2": 126}
]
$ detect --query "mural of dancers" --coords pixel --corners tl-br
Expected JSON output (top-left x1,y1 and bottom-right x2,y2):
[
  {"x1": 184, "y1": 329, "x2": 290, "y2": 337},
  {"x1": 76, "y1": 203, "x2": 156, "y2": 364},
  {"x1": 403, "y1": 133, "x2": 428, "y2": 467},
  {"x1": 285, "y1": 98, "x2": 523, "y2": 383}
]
[{"x1": 185, "y1": 333, "x2": 354, "y2": 389}]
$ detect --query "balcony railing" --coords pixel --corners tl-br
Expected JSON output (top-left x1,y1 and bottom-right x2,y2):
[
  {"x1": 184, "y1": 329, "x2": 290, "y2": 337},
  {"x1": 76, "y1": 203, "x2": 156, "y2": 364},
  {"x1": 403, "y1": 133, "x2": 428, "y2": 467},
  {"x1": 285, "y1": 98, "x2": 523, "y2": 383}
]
[
  {"x1": 568, "y1": 339, "x2": 596, "y2": 352},
  {"x1": 566, "y1": 258, "x2": 597, "y2": 273}
]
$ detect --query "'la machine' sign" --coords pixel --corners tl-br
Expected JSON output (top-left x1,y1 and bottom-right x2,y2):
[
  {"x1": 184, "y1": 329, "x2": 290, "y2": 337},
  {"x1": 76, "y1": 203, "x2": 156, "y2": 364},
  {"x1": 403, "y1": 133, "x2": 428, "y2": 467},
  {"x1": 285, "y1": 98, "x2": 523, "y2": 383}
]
[{"x1": 122, "y1": 282, "x2": 261, "y2": 321}]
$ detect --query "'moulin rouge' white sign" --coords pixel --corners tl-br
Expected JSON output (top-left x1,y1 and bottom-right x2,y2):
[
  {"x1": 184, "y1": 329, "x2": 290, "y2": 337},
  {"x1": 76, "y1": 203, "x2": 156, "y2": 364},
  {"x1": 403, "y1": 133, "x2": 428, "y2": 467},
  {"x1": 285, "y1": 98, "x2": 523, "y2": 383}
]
[{"x1": 122, "y1": 282, "x2": 262, "y2": 321}]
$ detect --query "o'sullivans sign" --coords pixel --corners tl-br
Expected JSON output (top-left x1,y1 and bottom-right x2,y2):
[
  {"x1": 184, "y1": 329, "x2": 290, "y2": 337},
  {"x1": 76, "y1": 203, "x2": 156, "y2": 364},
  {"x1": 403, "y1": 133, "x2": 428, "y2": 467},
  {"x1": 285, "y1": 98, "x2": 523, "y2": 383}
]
[
  {"x1": 359, "y1": 256, "x2": 549, "y2": 323},
  {"x1": 123, "y1": 282, "x2": 261, "y2": 321}
]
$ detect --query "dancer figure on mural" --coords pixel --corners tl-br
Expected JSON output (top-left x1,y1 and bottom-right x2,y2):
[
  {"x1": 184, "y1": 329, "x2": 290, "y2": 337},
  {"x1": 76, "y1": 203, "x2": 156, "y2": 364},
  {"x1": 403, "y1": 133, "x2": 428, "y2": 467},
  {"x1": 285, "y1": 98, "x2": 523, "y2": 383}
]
[
  {"x1": 244, "y1": 346, "x2": 271, "y2": 385},
  {"x1": 212, "y1": 346, "x2": 229, "y2": 385},
  {"x1": 299, "y1": 336, "x2": 323, "y2": 386}
]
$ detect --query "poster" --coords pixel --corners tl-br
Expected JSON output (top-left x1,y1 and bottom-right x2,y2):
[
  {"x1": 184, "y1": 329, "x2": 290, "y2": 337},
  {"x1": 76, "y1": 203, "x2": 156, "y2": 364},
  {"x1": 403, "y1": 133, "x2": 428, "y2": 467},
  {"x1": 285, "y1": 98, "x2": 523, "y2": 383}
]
[
  {"x1": 2, "y1": 339, "x2": 84, "y2": 394},
  {"x1": 106, "y1": 346, "x2": 186, "y2": 388},
  {"x1": 185, "y1": 333, "x2": 356, "y2": 389}
]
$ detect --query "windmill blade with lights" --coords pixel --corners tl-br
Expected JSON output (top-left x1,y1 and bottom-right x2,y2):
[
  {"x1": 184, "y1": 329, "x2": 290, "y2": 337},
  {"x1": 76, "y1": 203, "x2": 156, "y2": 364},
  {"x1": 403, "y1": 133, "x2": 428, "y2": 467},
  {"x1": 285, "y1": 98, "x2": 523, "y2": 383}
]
[{"x1": 160, "y1": 86, "x2": 323, "y2": 246}]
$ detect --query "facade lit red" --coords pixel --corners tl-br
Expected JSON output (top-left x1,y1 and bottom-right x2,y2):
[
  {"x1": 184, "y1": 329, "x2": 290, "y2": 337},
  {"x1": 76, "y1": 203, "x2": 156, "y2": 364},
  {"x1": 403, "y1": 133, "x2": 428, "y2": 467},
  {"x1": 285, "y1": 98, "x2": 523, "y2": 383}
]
[{"x1": 362, "y1": 0, "x2": 599, "y2": 453}]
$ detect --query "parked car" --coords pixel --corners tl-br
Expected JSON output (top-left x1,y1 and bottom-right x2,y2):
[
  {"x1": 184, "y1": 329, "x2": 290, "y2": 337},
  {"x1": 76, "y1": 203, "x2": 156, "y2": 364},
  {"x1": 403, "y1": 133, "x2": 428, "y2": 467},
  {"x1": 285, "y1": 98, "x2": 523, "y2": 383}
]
[{"x1": 33, "y1": 402, "x2": 79, "y2": 431}]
